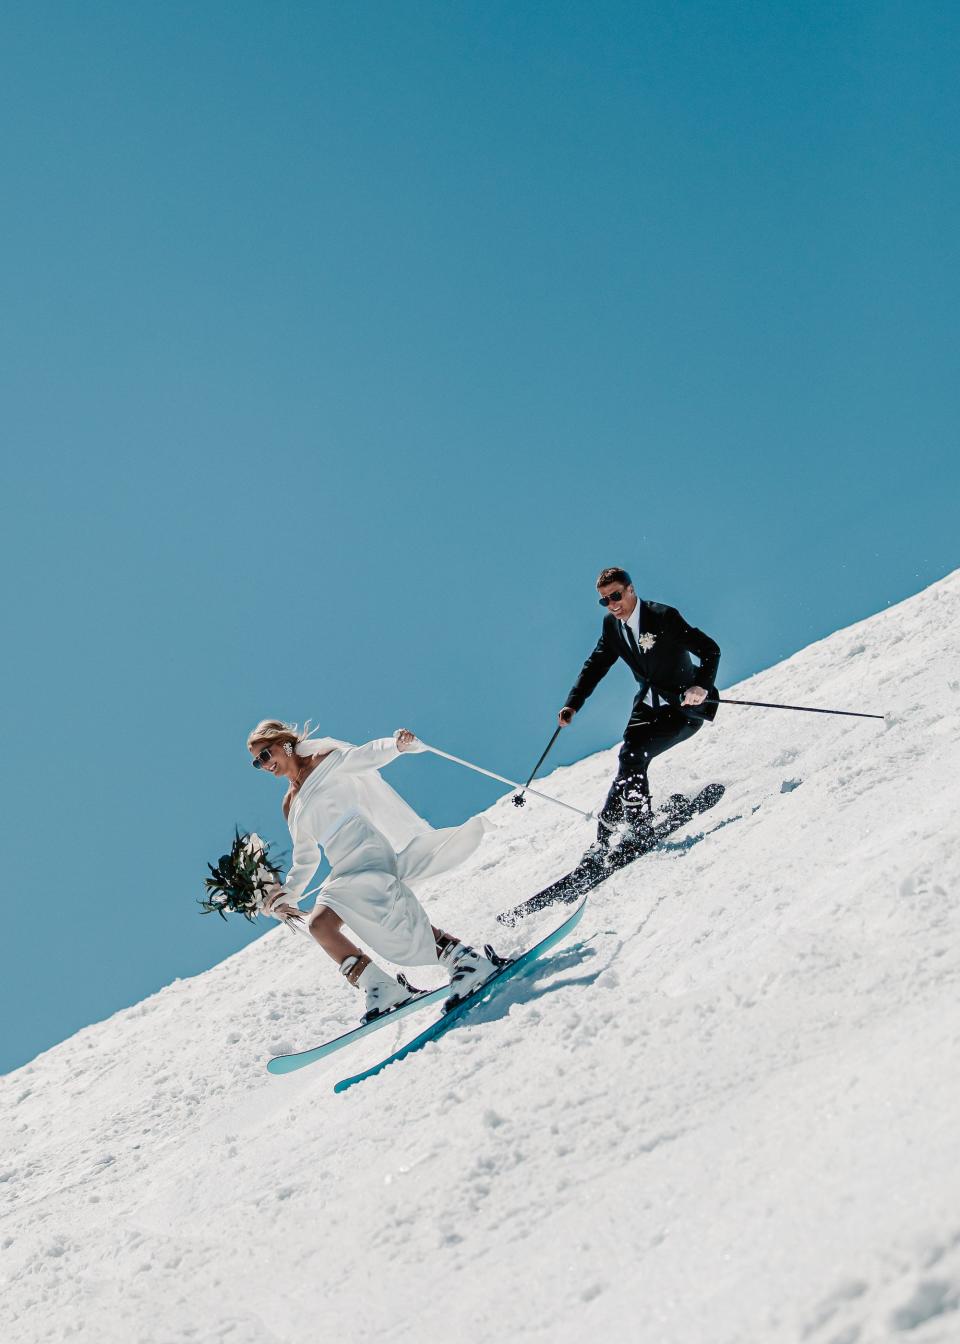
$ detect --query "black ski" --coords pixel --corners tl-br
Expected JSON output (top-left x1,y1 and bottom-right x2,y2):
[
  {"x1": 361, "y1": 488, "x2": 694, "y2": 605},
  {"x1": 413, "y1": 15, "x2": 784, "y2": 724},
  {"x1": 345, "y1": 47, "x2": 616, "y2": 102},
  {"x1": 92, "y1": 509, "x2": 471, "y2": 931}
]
[{"x1": 497, "y1": 783, "x2": 725, "y2": 926}]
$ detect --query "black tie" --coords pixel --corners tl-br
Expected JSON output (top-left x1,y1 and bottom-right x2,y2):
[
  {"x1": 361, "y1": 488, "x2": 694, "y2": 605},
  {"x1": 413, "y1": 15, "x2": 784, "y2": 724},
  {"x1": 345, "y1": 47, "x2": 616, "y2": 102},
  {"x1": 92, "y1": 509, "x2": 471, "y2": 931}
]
[{"x1": 624, "y1": 621, "x2": 642, "y2": 661}]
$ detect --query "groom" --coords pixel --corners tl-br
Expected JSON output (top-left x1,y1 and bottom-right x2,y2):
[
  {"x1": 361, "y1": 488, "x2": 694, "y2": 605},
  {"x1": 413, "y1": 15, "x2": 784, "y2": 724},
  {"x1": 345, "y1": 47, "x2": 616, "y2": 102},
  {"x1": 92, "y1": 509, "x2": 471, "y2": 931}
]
[{"x1": 558, "y1": 567, "x2": 721, "y2": 844}]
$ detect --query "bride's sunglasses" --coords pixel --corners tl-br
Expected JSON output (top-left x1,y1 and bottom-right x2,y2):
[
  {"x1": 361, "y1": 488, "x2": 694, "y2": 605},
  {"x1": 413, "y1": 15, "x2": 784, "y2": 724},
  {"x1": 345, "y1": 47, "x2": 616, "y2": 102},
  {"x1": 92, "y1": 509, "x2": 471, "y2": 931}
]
[{"x1": 251, "y1": 747, "x2": 272, "y2": 769}]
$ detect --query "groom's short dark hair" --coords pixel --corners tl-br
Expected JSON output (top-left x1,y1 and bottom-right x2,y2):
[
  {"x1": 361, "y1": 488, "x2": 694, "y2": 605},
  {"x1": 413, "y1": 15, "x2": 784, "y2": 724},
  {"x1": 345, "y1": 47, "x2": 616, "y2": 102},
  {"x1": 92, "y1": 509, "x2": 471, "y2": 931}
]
[{"x1": 596, "y1": 567, "x2": 632, "y2": 589}]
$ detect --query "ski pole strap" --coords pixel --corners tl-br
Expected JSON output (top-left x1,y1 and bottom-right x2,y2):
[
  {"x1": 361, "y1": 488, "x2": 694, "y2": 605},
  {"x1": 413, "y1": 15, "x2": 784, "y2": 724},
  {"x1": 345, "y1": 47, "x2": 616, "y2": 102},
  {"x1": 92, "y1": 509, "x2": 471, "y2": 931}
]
[
  {"x1": 717, "y1": 697, "x2": 884, "y2": 721},
  {"x1": 420, "y1": 744, "x2": 595, "y2": 822}
]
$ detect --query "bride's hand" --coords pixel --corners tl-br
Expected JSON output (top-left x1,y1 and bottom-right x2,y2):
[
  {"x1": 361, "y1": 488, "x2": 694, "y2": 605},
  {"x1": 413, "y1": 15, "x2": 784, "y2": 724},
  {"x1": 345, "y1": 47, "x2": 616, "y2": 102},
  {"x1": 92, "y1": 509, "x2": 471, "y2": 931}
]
[
  {"x1": 395, "y1": 729, "x2": 419, "y2": 752},
  {"x1": 262, "y1": 889, "x2": 302, "y2": 924}
]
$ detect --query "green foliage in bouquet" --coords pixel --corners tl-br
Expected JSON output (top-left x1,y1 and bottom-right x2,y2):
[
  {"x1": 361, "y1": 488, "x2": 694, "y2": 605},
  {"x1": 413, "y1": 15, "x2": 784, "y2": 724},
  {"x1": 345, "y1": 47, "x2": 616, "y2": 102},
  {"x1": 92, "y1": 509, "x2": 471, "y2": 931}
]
[{"x1": 201, "y1": 830, "x2": 284, "y2": 922}]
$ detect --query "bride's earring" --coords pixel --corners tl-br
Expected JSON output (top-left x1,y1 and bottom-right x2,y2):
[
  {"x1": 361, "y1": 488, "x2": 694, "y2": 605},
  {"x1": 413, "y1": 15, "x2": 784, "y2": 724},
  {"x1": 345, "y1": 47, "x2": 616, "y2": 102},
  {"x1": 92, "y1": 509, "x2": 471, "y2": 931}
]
[{"x1": 283, "y1": 742, "x2": 293, "y2": 757}]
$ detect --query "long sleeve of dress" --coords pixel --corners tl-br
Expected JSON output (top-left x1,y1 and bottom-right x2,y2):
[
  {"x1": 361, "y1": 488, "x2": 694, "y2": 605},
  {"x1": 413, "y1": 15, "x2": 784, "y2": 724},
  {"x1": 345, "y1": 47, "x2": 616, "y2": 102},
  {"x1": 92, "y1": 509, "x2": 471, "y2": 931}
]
[
  {"x1": 283, "y1": 826, "x2": 324, "y2": 904},
  {"x1": 334, "y1": 737, "x2": 402, "y2": 773}
]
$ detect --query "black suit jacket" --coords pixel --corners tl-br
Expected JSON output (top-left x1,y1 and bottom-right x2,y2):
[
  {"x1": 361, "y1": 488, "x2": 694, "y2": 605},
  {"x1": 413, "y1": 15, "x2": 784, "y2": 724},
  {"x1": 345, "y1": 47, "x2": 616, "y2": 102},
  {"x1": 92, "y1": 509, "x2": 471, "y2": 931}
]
[{"x1": 565, "y1": 600, "x2": 721, "y2": 722}]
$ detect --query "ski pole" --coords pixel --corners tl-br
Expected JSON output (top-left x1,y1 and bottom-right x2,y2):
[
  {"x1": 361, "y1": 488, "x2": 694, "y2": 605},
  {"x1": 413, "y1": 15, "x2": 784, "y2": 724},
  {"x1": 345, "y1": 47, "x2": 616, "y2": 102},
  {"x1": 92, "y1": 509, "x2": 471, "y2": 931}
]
[
  {"x1": 420, "y1": 743, "x2": 597, "y2": 823},
  {"x1": 715, "y1": 697, "x2": 884, "y2": 721},
  {"x1": 512, "y1": 726, "x2": 563, "y2": 808}
]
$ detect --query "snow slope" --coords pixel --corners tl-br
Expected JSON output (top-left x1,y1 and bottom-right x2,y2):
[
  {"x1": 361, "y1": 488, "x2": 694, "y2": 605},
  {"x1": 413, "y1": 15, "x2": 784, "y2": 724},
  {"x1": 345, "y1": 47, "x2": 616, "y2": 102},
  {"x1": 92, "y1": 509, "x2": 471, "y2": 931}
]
[{"x1": 3, "y1": 572, "x2": 960, "y2": 1344}]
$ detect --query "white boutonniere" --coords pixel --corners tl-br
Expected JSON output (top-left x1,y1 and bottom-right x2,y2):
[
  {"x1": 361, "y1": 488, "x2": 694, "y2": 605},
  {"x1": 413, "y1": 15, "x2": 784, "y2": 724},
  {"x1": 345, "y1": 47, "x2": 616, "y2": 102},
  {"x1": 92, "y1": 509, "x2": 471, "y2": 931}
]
[{"x1": 638, "y1": 632, "x2": 656, "y2": 652}]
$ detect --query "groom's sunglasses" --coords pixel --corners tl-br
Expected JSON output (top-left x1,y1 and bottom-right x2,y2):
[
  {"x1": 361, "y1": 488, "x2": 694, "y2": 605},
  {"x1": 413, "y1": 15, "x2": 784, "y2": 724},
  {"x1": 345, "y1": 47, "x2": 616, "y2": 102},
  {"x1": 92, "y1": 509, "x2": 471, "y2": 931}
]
[
  {"x1": 598, "y1": 590, "x2": 626, "y2": 607},
  {"x1": 251, "y1": 747, "x2": 272, "y2": 769}
]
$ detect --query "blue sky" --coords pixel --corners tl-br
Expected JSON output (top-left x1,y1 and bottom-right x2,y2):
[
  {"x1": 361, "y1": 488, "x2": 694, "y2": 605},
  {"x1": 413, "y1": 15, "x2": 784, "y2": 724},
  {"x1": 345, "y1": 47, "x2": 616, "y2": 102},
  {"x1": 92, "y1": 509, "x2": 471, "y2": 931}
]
[{"x1": 1, "y1": 0, "x2": 956, "y2": 1074}]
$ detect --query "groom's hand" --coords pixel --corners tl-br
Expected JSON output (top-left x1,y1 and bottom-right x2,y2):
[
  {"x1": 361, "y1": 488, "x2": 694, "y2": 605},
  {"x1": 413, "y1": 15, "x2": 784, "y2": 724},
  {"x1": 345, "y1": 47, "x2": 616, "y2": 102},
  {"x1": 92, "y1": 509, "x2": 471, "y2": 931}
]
[
  {"x1": 682, "y1": 686, "x2": 708, "y2": 707},
  {"x1": 558, "y1": 706, "x2": 576, "y2": 726}
]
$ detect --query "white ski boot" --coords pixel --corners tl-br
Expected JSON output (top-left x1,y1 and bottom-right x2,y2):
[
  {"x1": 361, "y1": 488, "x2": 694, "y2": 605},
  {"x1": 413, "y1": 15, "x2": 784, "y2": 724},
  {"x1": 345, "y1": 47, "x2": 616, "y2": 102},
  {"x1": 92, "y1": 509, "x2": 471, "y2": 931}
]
[
  {"x1": 436, "y1": 937, "x2": 508, "y2": 1011},
  {"x1": 340, "y1": 954, "x2": 420, "y2": 1024}
]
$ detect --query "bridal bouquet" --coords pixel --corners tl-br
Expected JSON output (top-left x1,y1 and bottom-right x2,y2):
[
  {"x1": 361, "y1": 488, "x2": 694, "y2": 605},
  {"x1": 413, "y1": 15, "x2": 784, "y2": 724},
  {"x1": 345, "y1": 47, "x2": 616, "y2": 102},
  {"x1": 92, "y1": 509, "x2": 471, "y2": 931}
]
[{"x1": 201, "y1": 831, "x2": 284, "y2": 922}]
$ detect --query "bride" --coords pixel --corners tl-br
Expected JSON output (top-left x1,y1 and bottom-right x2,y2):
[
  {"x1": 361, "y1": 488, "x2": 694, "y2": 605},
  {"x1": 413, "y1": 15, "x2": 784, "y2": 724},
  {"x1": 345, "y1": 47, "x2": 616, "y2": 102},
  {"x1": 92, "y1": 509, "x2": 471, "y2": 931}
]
[{"x1": 247, "y1": 719, "x2": 502, "y2": 1021}]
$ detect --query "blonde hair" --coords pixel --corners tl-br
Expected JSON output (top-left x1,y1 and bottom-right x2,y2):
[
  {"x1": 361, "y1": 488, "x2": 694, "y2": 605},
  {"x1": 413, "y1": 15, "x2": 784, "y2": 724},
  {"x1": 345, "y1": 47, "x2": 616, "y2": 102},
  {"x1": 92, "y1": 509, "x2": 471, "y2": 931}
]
[{"x1": 246, "y1": 718, "x2": 312, "y2": 754}]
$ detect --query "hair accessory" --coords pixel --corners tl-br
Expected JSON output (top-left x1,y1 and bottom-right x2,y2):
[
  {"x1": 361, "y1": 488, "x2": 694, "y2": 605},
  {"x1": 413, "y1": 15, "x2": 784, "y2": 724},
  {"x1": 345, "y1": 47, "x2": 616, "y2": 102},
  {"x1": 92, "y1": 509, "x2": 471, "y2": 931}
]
[{"x1": 283, "y1": 742, "x2": 293, "y2": 757}]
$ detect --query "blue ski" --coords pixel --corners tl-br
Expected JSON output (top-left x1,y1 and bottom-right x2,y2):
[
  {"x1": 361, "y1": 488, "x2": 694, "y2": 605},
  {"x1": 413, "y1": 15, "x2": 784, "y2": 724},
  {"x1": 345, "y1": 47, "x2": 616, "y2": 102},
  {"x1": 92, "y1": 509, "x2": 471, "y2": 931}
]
[
  {"x1": 333, "y1": 895, "x2": 588, "y2": 1093},
  {"x1": 266, "y1": 981, "x2": 455, "y2": 1075}
]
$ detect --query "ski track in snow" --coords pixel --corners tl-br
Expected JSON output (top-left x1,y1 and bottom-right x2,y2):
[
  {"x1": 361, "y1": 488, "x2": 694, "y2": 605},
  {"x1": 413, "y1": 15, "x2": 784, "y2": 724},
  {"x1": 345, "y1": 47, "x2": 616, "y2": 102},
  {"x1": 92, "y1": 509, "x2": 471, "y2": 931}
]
[{"x1": 3, "y1": 571, "x2": 960, "y2": 1344}]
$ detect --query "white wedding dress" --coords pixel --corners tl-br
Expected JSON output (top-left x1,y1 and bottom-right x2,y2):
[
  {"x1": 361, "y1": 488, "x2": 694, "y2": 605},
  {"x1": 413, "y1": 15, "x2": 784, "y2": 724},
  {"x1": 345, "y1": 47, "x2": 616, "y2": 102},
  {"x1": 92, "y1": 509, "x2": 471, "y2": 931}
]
[{"x1": 282, "y1": 736, "x2": 489, "y2": 966}]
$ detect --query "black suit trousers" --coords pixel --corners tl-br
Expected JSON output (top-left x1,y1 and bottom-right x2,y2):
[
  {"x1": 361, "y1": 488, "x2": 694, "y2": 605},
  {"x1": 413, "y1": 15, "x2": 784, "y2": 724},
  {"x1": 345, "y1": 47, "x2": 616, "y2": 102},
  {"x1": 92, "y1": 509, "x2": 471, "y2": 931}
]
[{"x1": 600, "y1": 693, "x2": 703, "y2": 822}]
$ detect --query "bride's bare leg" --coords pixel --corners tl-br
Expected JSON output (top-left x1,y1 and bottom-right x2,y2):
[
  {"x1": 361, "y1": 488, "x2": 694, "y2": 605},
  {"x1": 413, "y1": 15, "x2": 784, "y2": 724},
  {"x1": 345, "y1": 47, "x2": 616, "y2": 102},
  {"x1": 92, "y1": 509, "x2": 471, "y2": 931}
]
[{"x1": 308, "y1": 906, "x2": 362, "y2": 964}]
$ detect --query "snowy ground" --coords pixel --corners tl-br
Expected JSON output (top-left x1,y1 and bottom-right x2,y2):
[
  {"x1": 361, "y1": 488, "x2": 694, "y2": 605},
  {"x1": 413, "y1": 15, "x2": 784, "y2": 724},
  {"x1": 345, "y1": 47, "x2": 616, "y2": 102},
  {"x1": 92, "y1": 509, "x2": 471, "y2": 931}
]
[{"x1": 3, "y1": 572, "x2": 960, "y2": 1344}]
